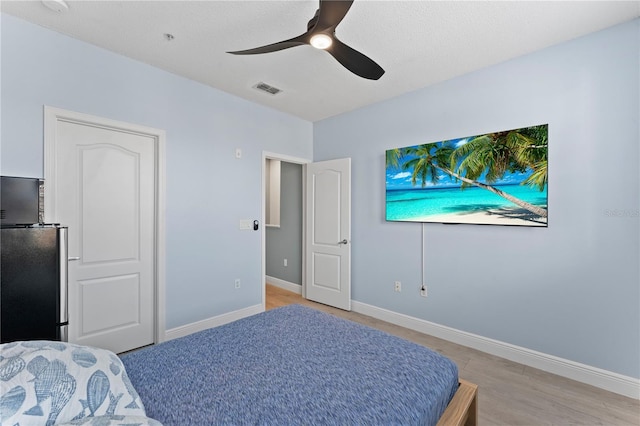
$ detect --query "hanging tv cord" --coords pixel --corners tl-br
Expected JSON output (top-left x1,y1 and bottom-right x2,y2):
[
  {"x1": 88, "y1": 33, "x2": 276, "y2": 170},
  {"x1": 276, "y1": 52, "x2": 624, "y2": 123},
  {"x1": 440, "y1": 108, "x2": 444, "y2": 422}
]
[{"x1": 421, "y1": 223, "x2": 427, "y2": 297}]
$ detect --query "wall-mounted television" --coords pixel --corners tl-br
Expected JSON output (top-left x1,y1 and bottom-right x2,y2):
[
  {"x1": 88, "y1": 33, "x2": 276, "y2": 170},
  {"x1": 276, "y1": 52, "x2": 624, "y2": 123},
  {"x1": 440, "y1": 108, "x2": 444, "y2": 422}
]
[{"x1": 385, "y1": 124, "x2": 548, "y2": 227}]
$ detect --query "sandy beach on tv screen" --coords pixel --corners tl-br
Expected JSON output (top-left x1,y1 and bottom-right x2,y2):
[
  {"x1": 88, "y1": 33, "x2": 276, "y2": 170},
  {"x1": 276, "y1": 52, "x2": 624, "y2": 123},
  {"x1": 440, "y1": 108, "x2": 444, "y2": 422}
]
[{"x1": 420, "y1": 207, "x2": 547, "y2": 226}]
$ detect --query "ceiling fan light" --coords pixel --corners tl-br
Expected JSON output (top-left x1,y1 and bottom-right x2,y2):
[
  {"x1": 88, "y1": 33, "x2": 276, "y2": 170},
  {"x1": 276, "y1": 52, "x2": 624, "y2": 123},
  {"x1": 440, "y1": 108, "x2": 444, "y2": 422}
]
[{"x1": 310, "y1": 34, "x2": 332, "y2": 50}]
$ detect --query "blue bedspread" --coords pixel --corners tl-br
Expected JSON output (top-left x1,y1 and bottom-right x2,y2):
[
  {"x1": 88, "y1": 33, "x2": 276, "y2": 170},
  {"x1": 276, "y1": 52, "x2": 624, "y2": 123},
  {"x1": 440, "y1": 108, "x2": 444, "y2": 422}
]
[{"x1": 120, "y1": 305, "x2": 458, "y2": 425}]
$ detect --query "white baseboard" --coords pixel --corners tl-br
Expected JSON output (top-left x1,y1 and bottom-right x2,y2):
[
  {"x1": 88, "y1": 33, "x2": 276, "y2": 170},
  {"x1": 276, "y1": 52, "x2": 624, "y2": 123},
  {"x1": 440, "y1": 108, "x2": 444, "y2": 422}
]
[
  {"x1": 351, "y1": 300, "x2": 640, "y2": 400},
  {"x1": 266, "y1": 276, "x2": 302, "y2": 294},
  {"x1": 164, "y1": 304, "x2": 263, "y2": 341}
]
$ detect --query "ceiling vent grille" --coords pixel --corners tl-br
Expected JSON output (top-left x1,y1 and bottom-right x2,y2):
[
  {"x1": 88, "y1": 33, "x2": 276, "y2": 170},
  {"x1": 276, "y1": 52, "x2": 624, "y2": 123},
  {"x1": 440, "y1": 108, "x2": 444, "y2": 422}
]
[{"x1": 253, "y1": 82, "x2": 282, "y2": 95}]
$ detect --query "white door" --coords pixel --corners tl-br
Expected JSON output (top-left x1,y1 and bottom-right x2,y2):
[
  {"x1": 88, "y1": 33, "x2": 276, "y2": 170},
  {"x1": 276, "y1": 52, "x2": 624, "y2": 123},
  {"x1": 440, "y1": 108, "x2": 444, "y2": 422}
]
[
  {"x1": 305, "y1": 158, "x2": 351, "y2": 311},
  {"x1": 45, "y1": 111, "x2": 157, "y2": 354}
]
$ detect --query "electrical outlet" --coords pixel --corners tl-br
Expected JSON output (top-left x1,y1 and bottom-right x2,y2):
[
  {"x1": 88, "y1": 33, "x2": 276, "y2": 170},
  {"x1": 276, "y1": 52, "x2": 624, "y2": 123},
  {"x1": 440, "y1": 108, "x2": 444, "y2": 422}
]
[
  {"x1": 234, "y1": 279, "x2": 241, "y2": 289},
  {"x1": 394, "y1": 281, "x2": 401, "y2": 292},
  {"x1": 420, "y1": 285, "x2": 428, "y2": 297},
  {"x1": 283, "y1": 258, "x2": 288, "y2": 267}
]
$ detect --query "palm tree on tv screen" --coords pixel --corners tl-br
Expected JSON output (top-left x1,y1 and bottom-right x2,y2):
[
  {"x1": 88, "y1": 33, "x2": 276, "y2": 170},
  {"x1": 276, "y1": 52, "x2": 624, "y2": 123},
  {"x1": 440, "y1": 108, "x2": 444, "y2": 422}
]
[{"x1": 390, "y1": 125, "x2": 548, "y2": 218}]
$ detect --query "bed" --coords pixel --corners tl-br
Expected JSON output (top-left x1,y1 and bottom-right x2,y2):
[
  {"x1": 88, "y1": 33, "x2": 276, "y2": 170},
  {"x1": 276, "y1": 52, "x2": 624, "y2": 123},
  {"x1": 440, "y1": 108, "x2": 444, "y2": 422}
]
[
  {"x1": 120, "y1": 304, "x2": 477, "y2": 426},
  {"x1": 0, "y1": 304, "x2": 477, "y2": 425}
]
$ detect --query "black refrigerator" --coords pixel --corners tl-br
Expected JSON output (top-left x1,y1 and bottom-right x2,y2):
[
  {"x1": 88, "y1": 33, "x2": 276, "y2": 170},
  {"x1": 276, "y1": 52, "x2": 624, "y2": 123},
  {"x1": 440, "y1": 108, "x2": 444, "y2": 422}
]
[{"x1": 1, "y1": 224, "x2": 69, "y2": 343}]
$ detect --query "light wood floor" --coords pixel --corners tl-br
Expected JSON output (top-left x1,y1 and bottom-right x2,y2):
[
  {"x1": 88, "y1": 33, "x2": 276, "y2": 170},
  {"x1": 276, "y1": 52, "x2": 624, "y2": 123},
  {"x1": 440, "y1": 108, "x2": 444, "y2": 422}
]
[{"x1": 266, "y1": 284, "x2": 640, "y2": 425}]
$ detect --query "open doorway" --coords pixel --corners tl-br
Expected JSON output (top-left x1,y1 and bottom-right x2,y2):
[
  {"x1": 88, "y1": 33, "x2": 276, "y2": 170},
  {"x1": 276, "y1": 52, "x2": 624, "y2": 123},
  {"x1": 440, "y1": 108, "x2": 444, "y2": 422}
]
[{"x1": 261, "y1": 152, "x2": 309, "y2": 310}]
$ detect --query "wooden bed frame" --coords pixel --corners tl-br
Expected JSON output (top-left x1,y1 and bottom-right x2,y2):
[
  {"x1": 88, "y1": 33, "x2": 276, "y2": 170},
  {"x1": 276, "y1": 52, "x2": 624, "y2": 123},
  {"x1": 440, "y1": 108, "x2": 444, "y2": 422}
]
[{"x1": 437, "y1": 379, "x2": 478, "y2": 426}]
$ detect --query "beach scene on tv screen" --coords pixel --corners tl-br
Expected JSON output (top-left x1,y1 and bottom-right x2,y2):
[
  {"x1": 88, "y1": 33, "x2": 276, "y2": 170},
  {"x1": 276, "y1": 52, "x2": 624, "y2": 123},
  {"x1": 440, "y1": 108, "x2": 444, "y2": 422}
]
[{"x1": 385, "y1": 124, "x2": 548, "y2": 227}]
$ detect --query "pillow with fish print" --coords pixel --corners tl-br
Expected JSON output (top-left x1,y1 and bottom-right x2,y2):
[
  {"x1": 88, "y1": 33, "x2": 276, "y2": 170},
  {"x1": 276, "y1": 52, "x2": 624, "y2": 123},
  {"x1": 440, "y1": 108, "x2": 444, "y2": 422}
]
[
  {"x1": 58, "y1": 414, "x2": 163, "y2": 425},
  {"x1": 0, "y1": 340, "x2": 154, "y2": 426}
]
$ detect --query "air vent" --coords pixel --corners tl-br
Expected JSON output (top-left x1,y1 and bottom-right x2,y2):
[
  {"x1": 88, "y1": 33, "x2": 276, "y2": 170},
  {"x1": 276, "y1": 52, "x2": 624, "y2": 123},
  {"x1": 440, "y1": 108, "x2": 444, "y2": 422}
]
[{"x1": 253, "y1": 82, "x2": 282, "y2": 96}]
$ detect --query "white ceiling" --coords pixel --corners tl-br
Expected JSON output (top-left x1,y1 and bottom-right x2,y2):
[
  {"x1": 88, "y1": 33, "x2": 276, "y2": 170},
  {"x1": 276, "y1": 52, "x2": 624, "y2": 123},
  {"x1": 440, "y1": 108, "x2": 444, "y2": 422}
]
[{"x1": 2, "y1": 1, "x2": 639, "y2": 122}]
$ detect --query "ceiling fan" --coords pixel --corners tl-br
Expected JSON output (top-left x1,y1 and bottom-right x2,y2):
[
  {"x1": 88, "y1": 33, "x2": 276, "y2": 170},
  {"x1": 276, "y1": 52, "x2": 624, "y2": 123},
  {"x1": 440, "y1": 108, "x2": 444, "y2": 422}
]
[{"x1": 227, "y1": 0, "x2": 385, "y2": 80}]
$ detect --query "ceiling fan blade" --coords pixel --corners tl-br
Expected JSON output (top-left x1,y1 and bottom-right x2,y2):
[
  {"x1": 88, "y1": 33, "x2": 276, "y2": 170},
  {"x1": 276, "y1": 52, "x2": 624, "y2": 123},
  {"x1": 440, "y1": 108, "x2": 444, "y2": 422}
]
[
  {"x1": 315, "y1": 0, "x2": 354, "y2": 31},
  {"x1": 326, "y1": 37, "x2": 385, "y2": 80},
  {"x1": 227, "y1": 34, "x2": 308, "y2": 55}
]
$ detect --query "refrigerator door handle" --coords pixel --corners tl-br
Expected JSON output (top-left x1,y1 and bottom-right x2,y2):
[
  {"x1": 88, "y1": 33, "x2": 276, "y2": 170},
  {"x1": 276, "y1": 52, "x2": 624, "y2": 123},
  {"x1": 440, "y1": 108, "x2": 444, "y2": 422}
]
[
  {"x1": 59, "y1": 324, "x2": 69, "y2": 342},
  {"x1": 58, "y1": 227, "x2": 69, "y2": 326}
]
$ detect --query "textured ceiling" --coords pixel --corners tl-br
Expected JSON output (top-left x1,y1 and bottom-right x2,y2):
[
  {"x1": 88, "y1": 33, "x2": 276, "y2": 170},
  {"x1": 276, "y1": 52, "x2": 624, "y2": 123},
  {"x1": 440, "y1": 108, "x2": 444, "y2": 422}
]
[{"x1": 2, "y1": 1, "x2": 639, "y2": 122}]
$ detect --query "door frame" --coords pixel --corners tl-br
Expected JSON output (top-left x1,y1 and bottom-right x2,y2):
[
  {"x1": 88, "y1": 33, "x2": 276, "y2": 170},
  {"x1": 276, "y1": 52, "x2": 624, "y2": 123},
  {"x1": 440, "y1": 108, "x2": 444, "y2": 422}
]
[
  {"x1": 43, "y1": 106, "x2": 167, "y2": 344},
  {"x1": 261, "y1": 151, "x2": 310, "y2": 309}
]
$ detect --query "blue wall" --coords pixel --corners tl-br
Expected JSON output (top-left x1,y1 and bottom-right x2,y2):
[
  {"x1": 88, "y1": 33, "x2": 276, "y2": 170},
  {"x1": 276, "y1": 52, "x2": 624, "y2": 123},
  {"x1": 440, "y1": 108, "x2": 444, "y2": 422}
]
[
  {"x1": 1, "y1": 14, "x2": 313, "y2": 329},
  {"x1": 314, "y1": 20, "x2": 639, "y2": 378}
]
